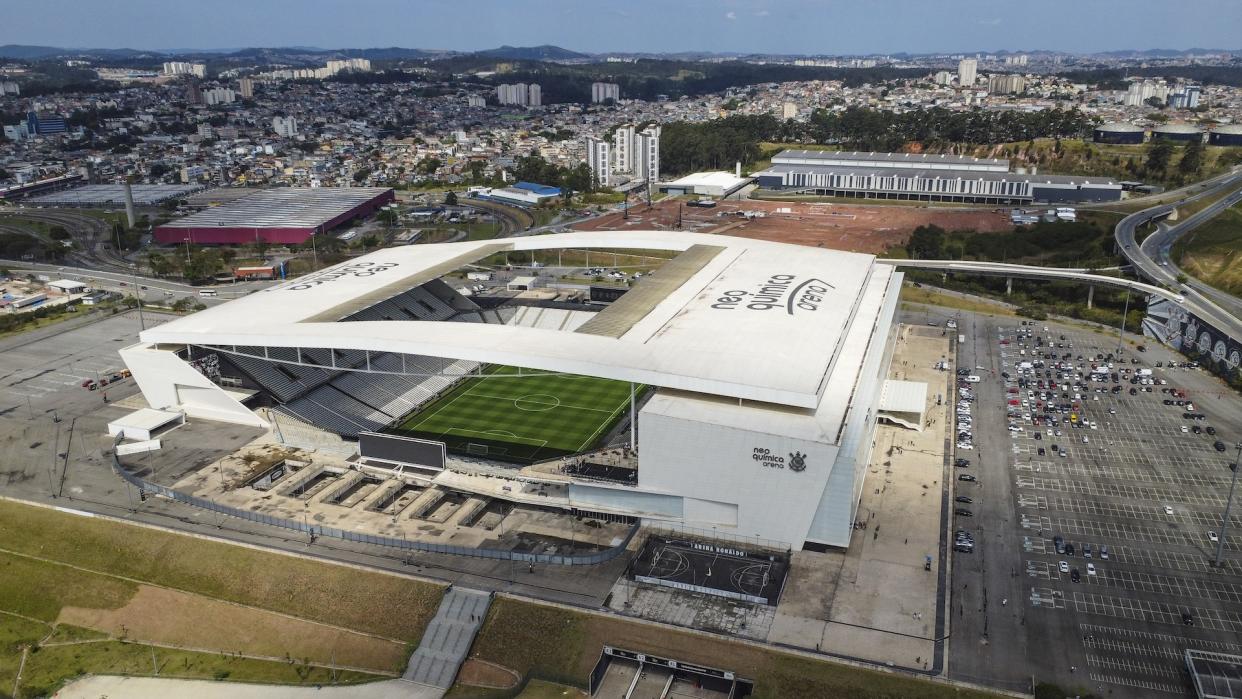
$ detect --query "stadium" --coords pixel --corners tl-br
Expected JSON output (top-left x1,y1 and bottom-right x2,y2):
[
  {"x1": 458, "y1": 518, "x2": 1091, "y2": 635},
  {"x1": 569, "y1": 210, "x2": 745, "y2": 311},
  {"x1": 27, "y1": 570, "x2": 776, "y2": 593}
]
[{"x1": 121, "y1": 231, "x2": 903, "y2": 548}]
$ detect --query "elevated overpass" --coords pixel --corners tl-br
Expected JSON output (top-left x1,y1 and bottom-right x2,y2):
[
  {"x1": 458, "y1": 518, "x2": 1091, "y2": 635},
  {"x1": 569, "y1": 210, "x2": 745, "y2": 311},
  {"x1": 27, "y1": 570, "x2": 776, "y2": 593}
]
[{"x1": 878, "y1": 258, "x2": 1184, "y2": 305}]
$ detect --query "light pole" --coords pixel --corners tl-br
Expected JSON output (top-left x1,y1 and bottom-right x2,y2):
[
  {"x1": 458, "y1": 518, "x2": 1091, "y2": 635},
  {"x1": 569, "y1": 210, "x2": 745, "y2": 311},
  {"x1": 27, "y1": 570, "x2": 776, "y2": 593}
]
[
  {"x1": 1214, "y1": 442, "x2": 1242, "y2": 568},
  {"x1": 130, "y1": 264, "x2": 145, "y2": 331},
  {"x1": 1116, "y1": 289, "x2": 1130, "y2": 356}
]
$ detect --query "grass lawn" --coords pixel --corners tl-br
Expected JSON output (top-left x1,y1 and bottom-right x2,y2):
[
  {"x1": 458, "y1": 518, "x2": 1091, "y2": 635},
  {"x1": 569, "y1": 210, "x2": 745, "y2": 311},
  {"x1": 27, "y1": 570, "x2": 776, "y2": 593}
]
[
  {"x1": 393, "y1": 365, "x2": 640, "y2": 463},
  {"x1": 517, "y1": 679, "x2": 588, "y2": 698},
  {"x1": 18, "y1": 637, "x2": 378, "y2": 698},
  {"x1": 460, "y1": 597, "x2": 1005, "y2": 699},
  {"x1": 0, "y1": 500, "x2": 443, "y2": 643},
  {"x1": 900, "y1": 284, "x2": 1016, "y2": 317},
  {"x1": 1172, "y1": 201, "x2": 1242, "y2": 296}
]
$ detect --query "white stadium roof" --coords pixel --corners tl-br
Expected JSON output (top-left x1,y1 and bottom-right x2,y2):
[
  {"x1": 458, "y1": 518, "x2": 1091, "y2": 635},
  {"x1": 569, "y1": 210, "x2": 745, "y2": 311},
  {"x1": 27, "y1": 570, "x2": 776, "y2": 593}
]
[{"x1": 142, "y1": 231, "x2": 893, "y2": 409}]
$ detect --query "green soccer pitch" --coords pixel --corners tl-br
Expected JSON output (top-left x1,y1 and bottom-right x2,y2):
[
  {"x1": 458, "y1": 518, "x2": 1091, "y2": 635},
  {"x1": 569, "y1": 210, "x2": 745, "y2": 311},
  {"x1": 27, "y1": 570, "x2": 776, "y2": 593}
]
[{"x1": 390, "y1": 365, "x2": 642, "y2": 463}]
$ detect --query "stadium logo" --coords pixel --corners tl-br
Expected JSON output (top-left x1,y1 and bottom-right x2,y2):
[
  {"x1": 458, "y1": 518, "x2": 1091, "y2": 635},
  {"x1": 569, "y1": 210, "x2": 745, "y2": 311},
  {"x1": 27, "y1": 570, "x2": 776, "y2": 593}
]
[
  {"x1": 283, "y1": 262, "x2": 399, "y2": 290},
  {"x1": 711, "y1": 275, "x2": 835, "y2": 314},
  {"x1": 753, "y1": 447, "x2": 807, "y2": 472},
  {"x1": 788, "y1": 451, "x2": 808, "y2": 472}
]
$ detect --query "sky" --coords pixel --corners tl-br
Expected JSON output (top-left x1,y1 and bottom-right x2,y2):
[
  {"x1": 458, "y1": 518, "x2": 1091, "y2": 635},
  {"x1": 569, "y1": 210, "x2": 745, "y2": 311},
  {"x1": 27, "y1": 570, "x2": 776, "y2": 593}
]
[{"x1": 4, "y1": 0, "x2": 1241, "y2": 55}]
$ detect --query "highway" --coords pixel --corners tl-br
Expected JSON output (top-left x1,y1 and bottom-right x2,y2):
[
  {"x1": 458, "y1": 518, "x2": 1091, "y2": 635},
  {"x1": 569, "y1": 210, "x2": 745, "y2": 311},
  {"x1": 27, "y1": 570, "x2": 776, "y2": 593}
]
[
  {"x1": 879, "y1": 258, "x2": 1184, "y2": 303},
  {"x1": 1114, "y1": 169, "x2": 1242, "y2": 339},
  {"x1": 0, "y1": 258, "x2": 272, "y2": 304}
]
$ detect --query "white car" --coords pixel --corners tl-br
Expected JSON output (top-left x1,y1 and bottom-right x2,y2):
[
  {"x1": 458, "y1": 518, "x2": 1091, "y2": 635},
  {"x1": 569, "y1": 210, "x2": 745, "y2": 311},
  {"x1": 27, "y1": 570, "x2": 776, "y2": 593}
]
[
  {"x1": 1059, "y1": 561, "x2": 1069, "y2": 574},
  {"x1": 1209, "y1": 531, "x2": 1219, "y2": 543},
  {"x1": 1087, "y1": 563, "x2": 1096, "y2": 576},
  {"x1": 964, "y1": 375, "x2": 981, "y2": 383},
  {"x1": 1165, "y1": 506, "x2": 1175, "y2": 516}
]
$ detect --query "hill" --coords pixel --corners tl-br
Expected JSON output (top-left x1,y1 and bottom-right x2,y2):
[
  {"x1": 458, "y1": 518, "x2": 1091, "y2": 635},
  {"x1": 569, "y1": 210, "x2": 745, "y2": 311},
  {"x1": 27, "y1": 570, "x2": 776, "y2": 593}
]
[{"x1": 473, "y1": 44, "x2": 590, "y2": 61}]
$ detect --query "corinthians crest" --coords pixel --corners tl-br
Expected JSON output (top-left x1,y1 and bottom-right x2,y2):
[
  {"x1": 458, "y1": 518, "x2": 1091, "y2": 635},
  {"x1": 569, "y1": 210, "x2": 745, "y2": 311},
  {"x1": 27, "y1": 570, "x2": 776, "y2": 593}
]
[{"x1": 788, "y1": 451, "x2": 808, "y2": 472}]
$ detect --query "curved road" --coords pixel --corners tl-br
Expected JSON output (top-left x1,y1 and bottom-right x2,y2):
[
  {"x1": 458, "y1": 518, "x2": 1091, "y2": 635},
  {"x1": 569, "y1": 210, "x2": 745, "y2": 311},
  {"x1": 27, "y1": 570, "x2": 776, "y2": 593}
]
[{"x1": 1115, "y1": 169, "x2": 1242, "y2": 339}]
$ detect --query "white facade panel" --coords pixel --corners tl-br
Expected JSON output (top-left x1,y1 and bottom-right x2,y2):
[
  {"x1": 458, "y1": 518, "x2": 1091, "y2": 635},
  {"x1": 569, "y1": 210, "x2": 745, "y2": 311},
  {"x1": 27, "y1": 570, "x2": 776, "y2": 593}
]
[{"x1": 639, "y1": 410, "x2": 838, "y2": 547}]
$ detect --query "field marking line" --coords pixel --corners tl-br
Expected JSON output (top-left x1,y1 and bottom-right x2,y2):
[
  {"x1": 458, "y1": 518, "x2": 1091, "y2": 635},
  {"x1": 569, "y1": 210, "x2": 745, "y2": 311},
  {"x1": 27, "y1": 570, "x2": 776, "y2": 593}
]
[
  {"x1": 575, "y1": 386, "x2": 638, "y2": 452},
  {"x1": 400, "y1": 375, "x2": 483, "y2": 433},
  {"x1": 444, "y1": 427, "x2": 547, "y2": 448},
  {"x1": 465, "y1": 390, "x2": 614, "y2": 414}
]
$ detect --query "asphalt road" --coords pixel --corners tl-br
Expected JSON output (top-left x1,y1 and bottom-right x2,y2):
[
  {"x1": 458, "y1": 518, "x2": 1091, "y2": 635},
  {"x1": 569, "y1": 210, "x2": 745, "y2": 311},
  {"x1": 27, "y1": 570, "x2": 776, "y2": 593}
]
[{"x1": 1115, "y1": 170, "x2": 1242, "y2": 339}]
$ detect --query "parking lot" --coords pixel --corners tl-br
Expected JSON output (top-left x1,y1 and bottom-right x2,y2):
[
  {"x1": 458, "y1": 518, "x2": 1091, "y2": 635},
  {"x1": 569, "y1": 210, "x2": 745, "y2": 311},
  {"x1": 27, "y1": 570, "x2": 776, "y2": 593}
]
[{"x1": 942, "y1": 309, "x2": 1242, "y2": 697}]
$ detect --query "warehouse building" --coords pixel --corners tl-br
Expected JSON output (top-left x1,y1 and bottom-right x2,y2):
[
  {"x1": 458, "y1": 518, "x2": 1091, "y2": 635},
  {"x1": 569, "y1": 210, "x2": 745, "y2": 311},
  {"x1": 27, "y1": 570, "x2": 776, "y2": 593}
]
[
  {"x1": 753, "y1": 150, "x2": 1122, "y2": 204},
  {"x1": 153, "y1": 187, "x2": 395, "y2": 245},
  {"x1": 658, "y1": 171, "x2": 753, "y2": 198}
]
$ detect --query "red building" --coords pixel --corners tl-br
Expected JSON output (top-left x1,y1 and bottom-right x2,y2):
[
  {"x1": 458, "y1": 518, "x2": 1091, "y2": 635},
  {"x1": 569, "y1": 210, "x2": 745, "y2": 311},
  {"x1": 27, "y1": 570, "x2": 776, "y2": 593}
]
[{"x1": 154, "y1": 188, "x2": 395, "y2": 245}]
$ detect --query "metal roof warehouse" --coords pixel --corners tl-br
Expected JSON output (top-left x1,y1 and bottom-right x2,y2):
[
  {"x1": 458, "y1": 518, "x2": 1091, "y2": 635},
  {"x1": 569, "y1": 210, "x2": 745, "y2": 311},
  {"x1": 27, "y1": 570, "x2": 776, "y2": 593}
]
[{"x1": 154, "y1": 187, "x2": 395, "y2": 245}]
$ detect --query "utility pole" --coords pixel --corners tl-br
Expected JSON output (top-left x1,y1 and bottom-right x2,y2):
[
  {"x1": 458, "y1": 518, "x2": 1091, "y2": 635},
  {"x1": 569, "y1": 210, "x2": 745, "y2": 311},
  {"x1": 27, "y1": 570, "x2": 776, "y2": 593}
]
[
  {"x1": 131, "y1": 264, "x2": 145, "y2": 331},
  {"x1": 1214, "y1": 442, "x2": 1242, "y2": 568},
  {"x1": 1116, "y1": 289, "x2": 1130, "y2": 355}
]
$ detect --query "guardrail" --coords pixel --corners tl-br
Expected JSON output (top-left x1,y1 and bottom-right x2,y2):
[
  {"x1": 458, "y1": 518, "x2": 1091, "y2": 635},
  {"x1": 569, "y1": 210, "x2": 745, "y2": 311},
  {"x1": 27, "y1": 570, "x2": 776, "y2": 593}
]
[{"x1": 109, "y1": 435, "x2": 638, "y2": 566}]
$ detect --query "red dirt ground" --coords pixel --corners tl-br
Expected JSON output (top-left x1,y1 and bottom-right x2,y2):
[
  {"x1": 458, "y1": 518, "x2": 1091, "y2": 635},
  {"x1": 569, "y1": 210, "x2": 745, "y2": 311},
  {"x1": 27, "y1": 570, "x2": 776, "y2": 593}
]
[{"x1": 572, "y1": 199, "x2": 1014, "y2": 254}]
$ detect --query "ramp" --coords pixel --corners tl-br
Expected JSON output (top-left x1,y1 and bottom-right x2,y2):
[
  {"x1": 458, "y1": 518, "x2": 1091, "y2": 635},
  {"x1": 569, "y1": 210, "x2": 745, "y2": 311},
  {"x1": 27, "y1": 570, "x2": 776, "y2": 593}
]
[{"x1": 403, "y1": 587, "x2": 492, "y2": 689}]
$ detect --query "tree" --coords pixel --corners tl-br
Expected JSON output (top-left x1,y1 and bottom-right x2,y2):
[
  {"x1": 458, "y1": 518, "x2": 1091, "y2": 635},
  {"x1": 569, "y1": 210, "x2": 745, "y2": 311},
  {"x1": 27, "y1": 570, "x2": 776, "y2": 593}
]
[
  {"x1": 48, "y1": 226, "x2": 70, "y2": 241},
  {"x1": 1145, "y1": 141, "x2": 1173, "y2": 174},
  {"x1": 468, "y1": 160, "x2": 487, "y2": 183},
  {"x1": 1178, "y1": 139, "x2": 1204, "y2": 176},
  {"x1": 360, "y1": 235, "x2": 379, "y2": 249},
  {"x1": 906, "y1": 224, "x2": 946, "y2": 259},
  {"x1": 376, "y1": 209, "x2": 399, "y2": 228},
  {"x1": 444, "y1": 191, "x2": 458, "y2": 206},
  {"x1": 352, "y1": 168, "x2": 371, "y2": 183}
]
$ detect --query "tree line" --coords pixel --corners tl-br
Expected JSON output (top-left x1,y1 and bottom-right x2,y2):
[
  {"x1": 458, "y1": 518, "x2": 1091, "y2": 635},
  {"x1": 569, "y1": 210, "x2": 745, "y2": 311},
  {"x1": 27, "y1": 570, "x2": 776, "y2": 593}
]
[{"x1": 658, "y1": 107, "x2": 1096, "y2": 175}]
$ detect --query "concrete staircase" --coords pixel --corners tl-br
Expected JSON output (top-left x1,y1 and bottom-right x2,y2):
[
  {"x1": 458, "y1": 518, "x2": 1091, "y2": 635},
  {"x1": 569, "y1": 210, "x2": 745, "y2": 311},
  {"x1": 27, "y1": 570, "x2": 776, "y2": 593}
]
[{"x1": 402, "y1": 587, "x2": 492, "y2": 690}]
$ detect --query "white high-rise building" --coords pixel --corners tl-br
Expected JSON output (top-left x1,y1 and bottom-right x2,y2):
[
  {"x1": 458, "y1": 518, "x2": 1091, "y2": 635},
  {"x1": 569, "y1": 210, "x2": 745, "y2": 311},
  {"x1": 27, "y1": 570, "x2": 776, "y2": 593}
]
[
  {"x1": 613, "y1": 124, "x2": 635, "y2": 174},
  {"x1": 238, "y1": 78, "x2": 254, "y2": 98},
  {"x1": 163, "y1": 61, "x2": 206, "y2": 78},
  {"x1": 272, "y1": 116, "x2": 298, "y2": 138},
  {"x1": 467, "y1": 94, "x2": 486, "y2": 108},
  {"x1": 957, "y1": 58, "x2": 977, "y2": 87},
  {"x1": 782, "y1": 102, "x2": 798, "y2": 120},
  {"x1": 591, "y1": 82, "x2": 621, "y2": 103},
  {"x1": 586, "y1": 136, "x2": 611, "y2": 187},
  {"x1": 933, "y1": 71, "x2": 954, "y2": 86},
  {"x1": 202, "y1": 87, "x2": 236, "y2": 105},
  {"x1": 635, "y1": 125, "x2": 661, "y2": 183},
  {"x1": 497, "y1": 83, "x2": 538, "y2": 106}
]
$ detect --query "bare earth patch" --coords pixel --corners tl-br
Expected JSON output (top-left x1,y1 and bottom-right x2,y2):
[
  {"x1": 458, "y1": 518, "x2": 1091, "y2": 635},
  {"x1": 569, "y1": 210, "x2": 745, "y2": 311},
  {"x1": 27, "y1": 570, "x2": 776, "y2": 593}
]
[
  {"x1": 57, "y1": 585, "x2": 407, "y2": 673},
  {"x1": 457, "y1": 658, "x2": 521, "y2": 689}
]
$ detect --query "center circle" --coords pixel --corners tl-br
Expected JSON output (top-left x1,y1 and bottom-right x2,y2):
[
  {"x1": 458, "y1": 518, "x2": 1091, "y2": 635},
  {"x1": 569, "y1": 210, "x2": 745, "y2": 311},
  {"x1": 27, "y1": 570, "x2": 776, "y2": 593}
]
[{"x1": 514, "y1": 394, "x2": 560, "y2": 412}]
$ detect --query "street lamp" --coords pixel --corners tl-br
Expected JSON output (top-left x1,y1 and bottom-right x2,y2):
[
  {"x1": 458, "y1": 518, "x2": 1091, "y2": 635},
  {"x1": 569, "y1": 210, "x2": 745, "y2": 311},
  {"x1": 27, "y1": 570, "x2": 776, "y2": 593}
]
[
  {"x1": 1214, "y1": 442, "x2": 1242, "y2": 568},
  {"x1": 130, "y1": 264, "x2": 145, "y2": 332}
]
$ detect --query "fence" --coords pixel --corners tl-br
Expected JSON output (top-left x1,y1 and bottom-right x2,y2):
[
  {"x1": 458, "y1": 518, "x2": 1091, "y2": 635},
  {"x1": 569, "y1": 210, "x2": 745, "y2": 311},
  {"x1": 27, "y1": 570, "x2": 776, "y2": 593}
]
[{"x1": 109, "y1": 438, "x2": 638, "y2": 566}]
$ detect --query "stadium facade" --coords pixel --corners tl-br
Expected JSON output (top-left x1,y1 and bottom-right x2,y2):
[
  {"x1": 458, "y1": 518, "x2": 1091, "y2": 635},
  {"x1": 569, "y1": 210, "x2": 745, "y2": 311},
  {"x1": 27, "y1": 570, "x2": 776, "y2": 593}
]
[
  {"x1": 153, "y1": 187, "x2": 395, "y2": 245},
  {"x1": 753, "y1": 150, "x2": 1123, "y2": 204},
  {"x1": 121, "y1": 232, "x2": 903, "y2": 548}
]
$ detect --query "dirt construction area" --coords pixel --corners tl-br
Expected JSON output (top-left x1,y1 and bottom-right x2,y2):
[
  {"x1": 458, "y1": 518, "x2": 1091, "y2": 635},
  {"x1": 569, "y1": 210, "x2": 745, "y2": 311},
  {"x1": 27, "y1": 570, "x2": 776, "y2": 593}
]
[{"x1": 574, "y1": 199, "x2": 1013, "y2": 254}]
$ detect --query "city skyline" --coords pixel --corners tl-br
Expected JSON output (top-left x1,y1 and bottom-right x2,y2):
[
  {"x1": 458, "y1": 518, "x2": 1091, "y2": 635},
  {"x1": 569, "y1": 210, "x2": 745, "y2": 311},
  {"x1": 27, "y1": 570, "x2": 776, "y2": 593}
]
[{"x1": 3, "y1": 0, "x2": 1241, "y2": 56}]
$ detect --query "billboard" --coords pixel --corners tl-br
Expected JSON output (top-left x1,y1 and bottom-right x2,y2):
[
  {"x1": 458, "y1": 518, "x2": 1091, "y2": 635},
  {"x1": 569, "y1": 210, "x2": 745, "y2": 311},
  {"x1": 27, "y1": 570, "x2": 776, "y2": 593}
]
[{"x1": 359, "y1": 432, "x2": 446, "y2": 471}]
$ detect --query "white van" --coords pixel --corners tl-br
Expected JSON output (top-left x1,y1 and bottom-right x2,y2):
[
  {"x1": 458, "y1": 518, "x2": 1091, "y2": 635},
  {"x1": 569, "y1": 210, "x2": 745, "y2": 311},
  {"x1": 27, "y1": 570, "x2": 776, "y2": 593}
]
[{"x1": 198, "y1": 289, "x2": 218, "y2": 297}]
